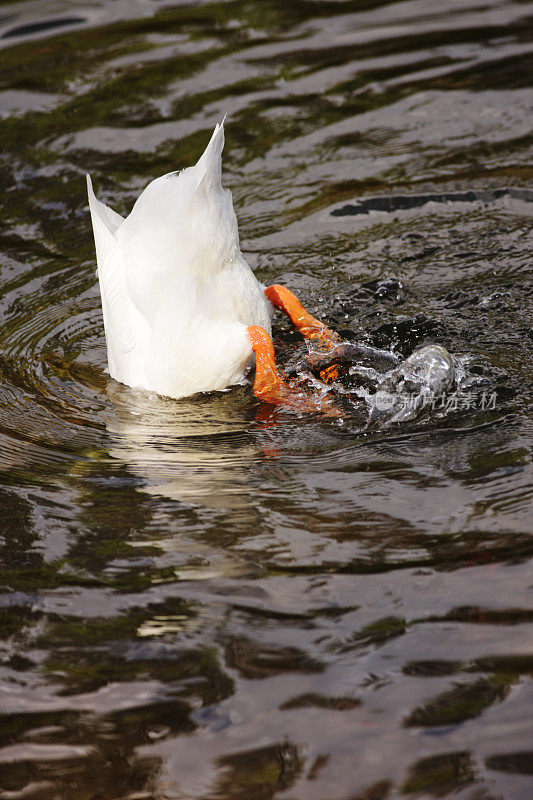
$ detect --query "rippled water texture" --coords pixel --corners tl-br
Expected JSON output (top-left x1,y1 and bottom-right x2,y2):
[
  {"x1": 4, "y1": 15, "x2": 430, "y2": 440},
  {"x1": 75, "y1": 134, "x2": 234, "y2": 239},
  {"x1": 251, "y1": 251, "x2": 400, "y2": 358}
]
[{"x1": 1, "y1": 1, "x2": 532, "y2": 798}]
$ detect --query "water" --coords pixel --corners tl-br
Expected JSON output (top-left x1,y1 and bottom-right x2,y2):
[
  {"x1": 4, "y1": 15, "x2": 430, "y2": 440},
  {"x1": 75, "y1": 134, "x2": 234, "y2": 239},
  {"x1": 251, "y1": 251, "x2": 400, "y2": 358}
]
[{"x1": 0, "y1": 1, "x2": 532, "y2": 797}]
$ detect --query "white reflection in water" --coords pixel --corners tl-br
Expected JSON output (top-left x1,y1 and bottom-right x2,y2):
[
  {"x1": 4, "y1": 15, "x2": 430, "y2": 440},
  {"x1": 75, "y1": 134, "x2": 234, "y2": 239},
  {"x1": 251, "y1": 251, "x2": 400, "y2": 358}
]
[{"x1": 105, "y1": 381, "x2": 265, "y2": 509}]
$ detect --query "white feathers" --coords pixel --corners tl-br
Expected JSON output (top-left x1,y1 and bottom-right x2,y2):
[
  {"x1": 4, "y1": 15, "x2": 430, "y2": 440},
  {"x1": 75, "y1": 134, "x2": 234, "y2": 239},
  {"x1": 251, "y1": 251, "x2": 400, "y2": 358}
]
[
  {"x1": 87, "y1": 120, "x2": 272, "y2": 399},
  {"x1": 86, "y1": 174, "x2": 138, "y2": 380}
]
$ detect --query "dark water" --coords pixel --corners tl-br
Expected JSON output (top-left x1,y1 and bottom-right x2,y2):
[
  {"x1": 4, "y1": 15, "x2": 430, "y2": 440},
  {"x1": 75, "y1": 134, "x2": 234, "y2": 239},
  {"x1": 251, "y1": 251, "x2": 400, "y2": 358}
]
[{"x1": 1, "y1": 1, "x2": 532, "y2": 798}]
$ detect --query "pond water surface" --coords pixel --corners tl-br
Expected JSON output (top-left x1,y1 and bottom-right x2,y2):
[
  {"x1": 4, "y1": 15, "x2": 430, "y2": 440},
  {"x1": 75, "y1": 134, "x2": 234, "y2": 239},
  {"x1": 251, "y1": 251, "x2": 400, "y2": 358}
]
[{"x1": 0, "y1": 1, "x2": 532, "y2": 798}]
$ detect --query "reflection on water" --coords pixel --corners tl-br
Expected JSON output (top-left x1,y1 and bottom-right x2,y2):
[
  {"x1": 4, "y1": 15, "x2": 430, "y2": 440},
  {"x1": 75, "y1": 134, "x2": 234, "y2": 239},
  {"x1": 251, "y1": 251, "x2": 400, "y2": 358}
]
[
  {"x1": 106, "y1": 382, "x2": 263, "y2": 509},
  {"x1": 0, "y1": 0, "x2": 532, "y2": 798}
]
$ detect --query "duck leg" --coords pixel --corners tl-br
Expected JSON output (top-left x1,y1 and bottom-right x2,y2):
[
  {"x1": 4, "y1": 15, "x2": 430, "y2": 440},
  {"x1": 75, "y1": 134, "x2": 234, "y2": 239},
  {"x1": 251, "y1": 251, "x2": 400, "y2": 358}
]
[
  {"x1": 264, "y1": 285, "x2": 341, "y2": 348},
  {"x1": 247, "y1": 326, "x2": 287, "y2": 401},
  {"x1": 247, "y1": 325, "x2": 339, "y2": 415}
]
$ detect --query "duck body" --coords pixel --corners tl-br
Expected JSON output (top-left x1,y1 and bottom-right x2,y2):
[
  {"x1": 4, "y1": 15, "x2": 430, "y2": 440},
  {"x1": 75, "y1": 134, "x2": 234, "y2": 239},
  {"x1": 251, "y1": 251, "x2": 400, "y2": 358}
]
[{"x1": 87, "y1": 122, "x2": 272, "y2": 399}]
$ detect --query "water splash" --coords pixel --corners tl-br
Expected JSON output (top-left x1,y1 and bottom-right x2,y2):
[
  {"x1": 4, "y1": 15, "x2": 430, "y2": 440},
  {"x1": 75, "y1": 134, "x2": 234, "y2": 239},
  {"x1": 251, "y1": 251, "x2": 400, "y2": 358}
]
[{"x1": 366, "y1": 344, "x2": 456, "y2": 427}]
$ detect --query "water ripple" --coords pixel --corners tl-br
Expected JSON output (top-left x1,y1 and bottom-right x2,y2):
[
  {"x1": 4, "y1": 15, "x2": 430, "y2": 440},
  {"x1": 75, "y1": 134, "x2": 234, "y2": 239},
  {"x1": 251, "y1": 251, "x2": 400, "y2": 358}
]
[{"x1": 0, "y1": 1, "x2": 531, "y2": 798}]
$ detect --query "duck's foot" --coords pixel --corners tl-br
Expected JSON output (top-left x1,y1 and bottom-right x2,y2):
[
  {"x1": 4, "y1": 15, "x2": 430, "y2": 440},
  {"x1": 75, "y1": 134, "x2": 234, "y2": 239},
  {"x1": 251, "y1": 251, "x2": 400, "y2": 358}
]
[
  {"x1": 247, "y1": 326, "x2": 340, "y2": 416},
  {"x1": 264, "y1": 284, "x2": 341, "y2": 349}
]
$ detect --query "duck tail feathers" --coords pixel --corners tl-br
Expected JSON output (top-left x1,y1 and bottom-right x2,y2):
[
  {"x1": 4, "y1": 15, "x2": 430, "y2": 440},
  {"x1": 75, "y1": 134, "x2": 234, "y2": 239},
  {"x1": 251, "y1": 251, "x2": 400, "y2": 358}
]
[
  {"x1": 195, "y1": 118, "x2": 225, "y2": 186},
  {"x1": 86, "y1": 174, "x2": 125, "y2": 236}
]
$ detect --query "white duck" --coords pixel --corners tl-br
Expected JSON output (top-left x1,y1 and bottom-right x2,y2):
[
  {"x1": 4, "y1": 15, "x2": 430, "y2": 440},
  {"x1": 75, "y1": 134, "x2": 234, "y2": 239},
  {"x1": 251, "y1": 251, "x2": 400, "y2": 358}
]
[{"x1": 87, "y1": 121, "x2": 339, "y2": 408}]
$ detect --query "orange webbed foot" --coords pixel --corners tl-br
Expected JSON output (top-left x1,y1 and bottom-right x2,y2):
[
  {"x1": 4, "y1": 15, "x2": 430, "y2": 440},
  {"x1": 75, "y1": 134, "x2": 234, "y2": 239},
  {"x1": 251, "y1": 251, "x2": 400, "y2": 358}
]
[
  {"x1": 247, "y1": 326, "x2": 340, "y2": 416},
  {"x1": 264, "y1": 284, "x2": 341, "y2": 350}
]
